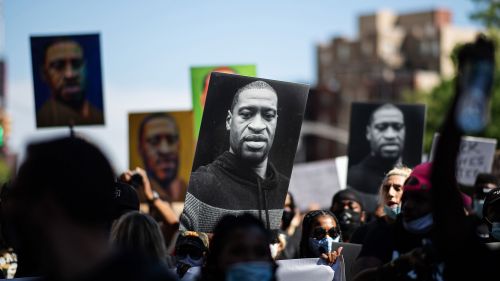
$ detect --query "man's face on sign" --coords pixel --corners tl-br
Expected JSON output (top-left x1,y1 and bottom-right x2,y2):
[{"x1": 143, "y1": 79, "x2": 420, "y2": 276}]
[
  {"x1": 140, "y1": 117, "x2": 180, "y2": 186},
  {"x1": 226, "y1": 87, "x2": 278, "y2": 165},
  {"x1": 43, "y1": 40, "x2": 86, "y2": 104},
  {"x1": 366, "y1": 106, "x2": 405, "y2": 160}
]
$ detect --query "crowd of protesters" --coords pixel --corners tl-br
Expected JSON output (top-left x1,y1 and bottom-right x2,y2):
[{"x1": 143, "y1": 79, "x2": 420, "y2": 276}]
[{"x1": 0, "y1": 38, "x2": 499, "y2": 281}]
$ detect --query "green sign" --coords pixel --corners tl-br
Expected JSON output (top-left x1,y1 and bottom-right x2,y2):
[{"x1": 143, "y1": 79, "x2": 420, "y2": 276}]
[{"x1": 191, "y1": 65, "x2": 257, "y2": 138}]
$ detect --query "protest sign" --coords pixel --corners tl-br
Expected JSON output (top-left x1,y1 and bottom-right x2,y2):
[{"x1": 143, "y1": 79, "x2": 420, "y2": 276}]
[
  {"x1": 191, "y1": 65, "x2": 257, "y2": 137},
  {"x1": 347, "y1": 102, "x2": 426, "y2": 212},
  {"x1": 276, "y1": 258, "x2": 338, "y2": 281},
  {"x1": 30, "y1": 33, "x2": 105, "y2": 128},
  {"x1": 288, "y1": 159, "x2": 341, "y2": 211},
  {"x1": 129, "y1": 111, "x2": 195, "y2": 202},
  {"x1": 430, "y1": 134, "x2": 497, "y2": 186},
  {"x1": 181, "y1": 73, "x2": 309, "y2": 232}
]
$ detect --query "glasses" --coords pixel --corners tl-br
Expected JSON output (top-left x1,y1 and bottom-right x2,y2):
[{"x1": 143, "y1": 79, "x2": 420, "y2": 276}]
[
  {"x1": 311, "y1": 227, "x2": 339, "y2": 240},
  {"x1": 176, "y1": 246, "x2": 203, "y2": 260}
]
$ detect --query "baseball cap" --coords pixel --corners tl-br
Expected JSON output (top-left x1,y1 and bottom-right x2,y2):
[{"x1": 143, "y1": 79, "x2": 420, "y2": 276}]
[
  {"x1": 404, "y1": 162, "x2": 432, "y2": 192},
  {"x1": 112, "y1": 181, "x2": 140, "y2": 220},
  {"x1": 175, "y1": 230, "x2": 209, "y2": 252}
]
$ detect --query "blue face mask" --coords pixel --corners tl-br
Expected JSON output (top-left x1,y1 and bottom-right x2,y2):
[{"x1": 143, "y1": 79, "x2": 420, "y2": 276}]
[
  {"x1": 384, "y1": 204, "x2": 401, "y2": 220},
  {"x1": 308, "y1": 236, "x2": 340, "y2": 256},
  {"x1": 403, "y1": 213, "x2": 433, "y2": 234},
  {"x1": 490, "y1": 222, "x2": 500, "y2": 241},
  {"x1": 226, "y1": 262, "x2": 273, "y2": 281}
]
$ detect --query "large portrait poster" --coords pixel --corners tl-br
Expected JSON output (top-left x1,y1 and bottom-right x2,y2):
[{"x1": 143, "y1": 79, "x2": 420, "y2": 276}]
[
  {"x1": 181, "y1": 73, "x2": 309, "y2": 232},
  {"x1": 191, "y1": 65, "x2": 257, "y2": 137},
  {"x1": 30, "y1": 33, "x2": 105, "y2": 128},
  {"x1": 129, "y1": 111, "x2": 195, "y2": 202},
  {"x1": 347, "y1": 102, "x2": 426, "y2": 211}
]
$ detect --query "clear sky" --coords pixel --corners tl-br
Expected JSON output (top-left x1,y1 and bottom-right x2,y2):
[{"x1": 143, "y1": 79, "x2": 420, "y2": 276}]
[{"x1": 3, "y1": 0, "x2": 480, "y2": 172}]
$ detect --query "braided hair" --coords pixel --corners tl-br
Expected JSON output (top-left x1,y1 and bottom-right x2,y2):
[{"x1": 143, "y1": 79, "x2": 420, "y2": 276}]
[{"x1": 299, "y1": 209, "x2": 342, "y2": 258}]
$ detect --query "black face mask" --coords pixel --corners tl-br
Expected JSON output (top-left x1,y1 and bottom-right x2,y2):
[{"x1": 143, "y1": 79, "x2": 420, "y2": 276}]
[
  {"x1": 334, "y1": 209, "x2": 362, "y2": 239},
  {"x1": 281, "y1": 209, "x2": 295, "y2": 230}
]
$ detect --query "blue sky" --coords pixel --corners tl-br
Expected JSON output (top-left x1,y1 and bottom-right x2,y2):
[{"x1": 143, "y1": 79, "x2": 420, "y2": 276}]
[{"x1": 4, "y1": 0, "x2": 480, "y2": 171}]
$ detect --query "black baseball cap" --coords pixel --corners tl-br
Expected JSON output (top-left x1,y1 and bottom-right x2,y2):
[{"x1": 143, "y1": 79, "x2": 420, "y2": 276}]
[
  {"x1": 483, "y1": 187, "x2": 500, "y2": 219},
  {"x1": 112, "y1": 181, "x2": 139, "y2": 220}
]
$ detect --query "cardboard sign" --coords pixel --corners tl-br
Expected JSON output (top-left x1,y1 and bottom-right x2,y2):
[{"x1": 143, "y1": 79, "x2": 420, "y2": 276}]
[
  {"x1": 30, "y1": 34, "x2": 105, "y2": 128},
  {"x1": 181, "y1": 73, "x2": 309, "y2": 232},
  {"x1": 430, "y1": 134, "x2": 497, "y2": 186},
  {"x1": 288, "y1": 159, "x2": 341, "y2": 211},
  {"x1": 129, "y1": 111, "x2": 195, "y2": 202},
  {"x1": 190, "y1": 65, "x2": 257, "y2": 137}
]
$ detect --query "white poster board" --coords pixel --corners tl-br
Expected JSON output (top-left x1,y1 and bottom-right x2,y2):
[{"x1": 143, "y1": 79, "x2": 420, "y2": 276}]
[
  {"x1": 277, "y1": 257, "x2": 345, "y2": 281},
  {"x1": 430, "y1": 134, "x2": 497, "y2": 186},
  {"x1": 288, "y1": 159, "x2": 341, "y2": 211}
]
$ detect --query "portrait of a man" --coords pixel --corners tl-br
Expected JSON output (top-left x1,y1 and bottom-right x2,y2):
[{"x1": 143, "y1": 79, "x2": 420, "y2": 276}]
[
  {"x1": 181, "y1": 73, "x2": 309, "y2": 232},
  {"x1": 347, "y1": 102, "x2": 425, "y2": 211},
  {"x1": 129, "y1": 111, "x2": 195, "y2": 202},
  {"x1": 31, "y1": 34, "x2": 104, "y2": 128}
]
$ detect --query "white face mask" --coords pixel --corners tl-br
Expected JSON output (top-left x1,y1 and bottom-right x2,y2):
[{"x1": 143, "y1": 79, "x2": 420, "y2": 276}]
[
  {"x1": 384, "y1": 204, "x2": 401, "y2": 220},
  {"x1": 403, "y1": 213, "x2": 433, "y2": 234}
]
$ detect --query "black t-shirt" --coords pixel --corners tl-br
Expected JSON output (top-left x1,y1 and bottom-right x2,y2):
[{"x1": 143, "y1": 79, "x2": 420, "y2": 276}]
[{"x1": 357, "y1": 216, "x2": 427, "y2": 264}]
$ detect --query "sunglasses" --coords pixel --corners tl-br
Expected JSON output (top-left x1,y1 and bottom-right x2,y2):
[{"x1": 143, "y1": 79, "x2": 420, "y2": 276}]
[
  {"x1": 176, "y1": 246, "x2": 204, "y2": 260},
  {"x1": 311, "y1": 227, "x2": 339, "y2": 240}
]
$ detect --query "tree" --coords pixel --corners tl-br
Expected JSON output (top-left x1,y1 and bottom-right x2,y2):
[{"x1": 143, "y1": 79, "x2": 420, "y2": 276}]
[{"x1": 406, "y1": 2, "x2": 500, "y2": 153}]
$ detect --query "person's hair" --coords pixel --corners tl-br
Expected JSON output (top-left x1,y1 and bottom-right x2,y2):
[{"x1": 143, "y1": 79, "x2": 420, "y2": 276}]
[
  {"x1": 201, "y1": 213, "x2": 277, "y2": 281},
  {"x1": 474, "y1": 173, "x2": 498, "y2": 187},
  {"x1": 110, "y1": 211, "x2": 167, "y2": 263},
  {"x1": 330, "y1": 189, "x2": 364, "y2": 211},
  {"x1": 299, "y1": 210, "x2": 342, "y2": 258},
  {"x1": 42, "y1": 37, "x2": 83, "y2": 65},
  {"x1": 378, "y1": 165, "x2": 412, "y2": 205},
  {"x1": 138, "y1": 112, "x2": 178, "y2": 144},
  {"x1": 368, "y1": 103, "x2": 403, "y2": 126},
  {"x1": 230, "y1": 80, "x2": 277, "y2": 113},
  {"x1": 12, "y1": 136, "x2": 115, "y2": 228}
]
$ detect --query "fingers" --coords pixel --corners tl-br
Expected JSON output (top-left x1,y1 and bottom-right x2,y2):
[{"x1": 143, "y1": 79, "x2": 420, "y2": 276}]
[
  {"x1": 320, "y1": 251, "x2": 340, "y2": 265},
  {"x1": 337, "y1": 246, "x2": 343, "y2": 256},
  {"x1": 119, "y1": 170, "x2": 133, "y2": 181}
]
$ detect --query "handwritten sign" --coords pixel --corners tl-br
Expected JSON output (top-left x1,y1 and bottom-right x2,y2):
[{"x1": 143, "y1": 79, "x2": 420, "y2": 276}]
[
  {"x1": 430, "y1": 134, "x2": 497, "y2": 186},
  {"x1": 288, "y1": 160, "x2": 341, "y2": 211}
]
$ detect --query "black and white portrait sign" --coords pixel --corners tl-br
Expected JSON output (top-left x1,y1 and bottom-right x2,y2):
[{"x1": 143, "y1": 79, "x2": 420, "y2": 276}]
[
  {"x1": 347, "y1": 102, "x2": 426, "y2": 211},
  {"x1": 180, "y1": 72, "x2": 309, "y2": 232}
]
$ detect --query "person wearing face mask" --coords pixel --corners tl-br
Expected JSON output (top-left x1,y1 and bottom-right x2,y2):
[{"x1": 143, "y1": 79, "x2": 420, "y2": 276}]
[
  {"x1": 200, "y1": 214, "x2": 277, "y2": 281},
  {"x1": 330, "y1": 190, "x2": 365, "y2": 243},
  {"x1": 350, "y1": 166, "x2": 412, "y2": 244},
  {"x1": 278, "y1": 192, "x2": 301, "y2": 259},
  {"x1": 174, "y1": 230, "x2": 209, "y2": 280},
  {"x1": 482, "y1": 187, "x2": 500, "y2": 243},
  {"x1": 353, "y1": 163, "x2": 443, "y2": 280},
  {"x1": 473, "y1": 173, "x2": 499, "y2": 217},
  {"x1": 299, "y1": 210, "x2": 344, "y2": 281}
]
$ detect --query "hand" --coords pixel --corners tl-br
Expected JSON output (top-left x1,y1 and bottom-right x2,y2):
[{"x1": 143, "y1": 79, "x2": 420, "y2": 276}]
[
  {"x1": 321, "y1": 247, "x2": 343, "y2": 266},
  {"x1": 132, "y1": 167, "x2": 154, "y2": 201},
  {"x1": 119, "y1": 168, "x2": 154, "y2": 201}
]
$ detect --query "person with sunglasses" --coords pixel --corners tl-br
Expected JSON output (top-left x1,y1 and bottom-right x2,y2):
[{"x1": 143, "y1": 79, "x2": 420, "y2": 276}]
[
  {"x1": 175, "y1": 231, "x2": 209, "y2": 280},
  {"x1": 299, "y1": 210, "x2": 344, "y2": 269}
]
